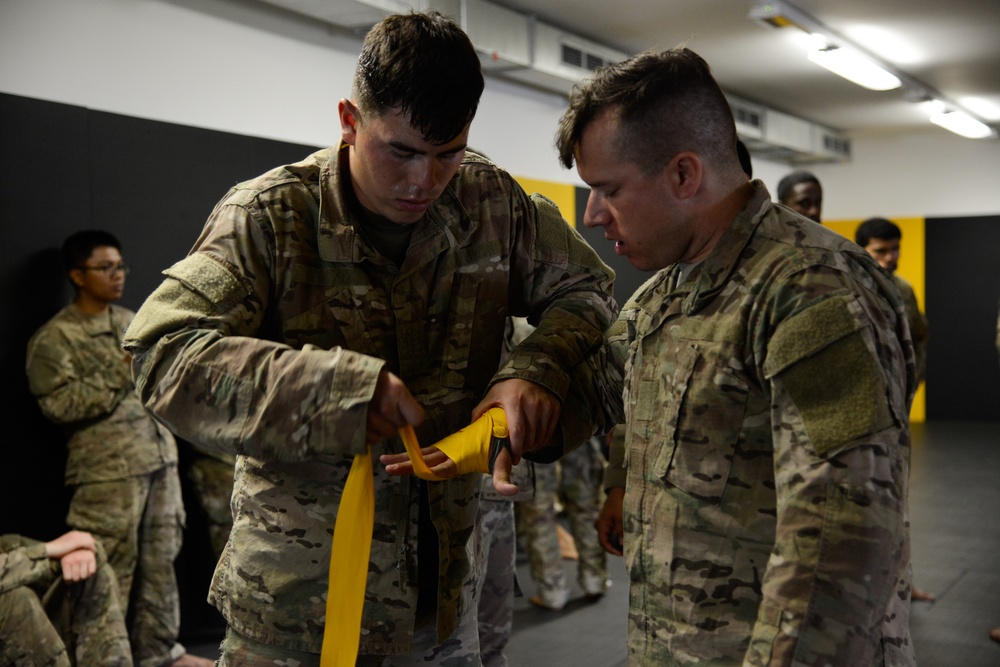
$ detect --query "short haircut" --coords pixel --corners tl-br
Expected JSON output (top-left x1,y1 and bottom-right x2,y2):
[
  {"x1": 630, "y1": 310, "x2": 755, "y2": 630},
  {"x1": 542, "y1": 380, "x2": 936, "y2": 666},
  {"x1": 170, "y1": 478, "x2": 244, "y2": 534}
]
[
  {"x1": 62, "y1": 230, "x2": 121, "y2": 273},
  {"x1": 555, "y1": 48, "x2": 739, "y2": 174},
  {"x1": 776, "y1": 171, "x2": 820, "y2": 203},
  {"x1": 353, "y1": 11, "x2": 484, "y2": 144},
  {"x1": 856, "y1": 217, "x2": 901, "y2": 247}
]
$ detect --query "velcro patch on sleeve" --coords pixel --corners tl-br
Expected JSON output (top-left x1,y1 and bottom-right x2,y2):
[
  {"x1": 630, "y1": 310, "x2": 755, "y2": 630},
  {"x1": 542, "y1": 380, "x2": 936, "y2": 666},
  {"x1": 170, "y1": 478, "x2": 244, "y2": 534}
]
[
  {"x1": 764, "y1": 295, "x2": 895, "y2": 456},
  {"x1": 163, "y1": 253, "x2": 249, "y2": 308}
]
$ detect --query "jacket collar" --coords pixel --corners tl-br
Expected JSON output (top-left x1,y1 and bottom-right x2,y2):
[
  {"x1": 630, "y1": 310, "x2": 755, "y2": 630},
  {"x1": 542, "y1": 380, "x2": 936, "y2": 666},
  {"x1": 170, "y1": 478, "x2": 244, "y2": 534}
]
[{"x1": 315, "y1": 144, "x2": 479, "y2": 266}]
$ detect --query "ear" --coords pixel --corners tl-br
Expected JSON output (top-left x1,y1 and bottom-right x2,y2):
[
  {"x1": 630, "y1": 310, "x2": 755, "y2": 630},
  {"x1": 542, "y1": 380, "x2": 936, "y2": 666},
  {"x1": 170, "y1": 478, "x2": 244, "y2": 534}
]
[
  {"x1": 339, "y1": 99, "x2": 360, "y2": 146},
  {"x1": 68, "y1": 268, "x2": 85, "y2": 289},
  {"x1": 667, "y1": 151, "x2": 702, "y2": 200}
]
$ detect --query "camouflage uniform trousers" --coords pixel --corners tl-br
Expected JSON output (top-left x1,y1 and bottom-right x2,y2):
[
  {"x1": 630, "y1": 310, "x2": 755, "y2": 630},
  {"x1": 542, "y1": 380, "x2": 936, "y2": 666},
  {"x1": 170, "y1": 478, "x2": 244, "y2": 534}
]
[
  {"x1": 0, "y1": 544, "x2": 132, "y2": 666},
  {"x1": 185, "y1": 451, "x2": 235, "y2": 560},
  {"x1": 219, "y1": 611, "x2": 484, "y2": 666},
  {"x1": 517, "y1": 437, "x2": 607, "y2": 609},
  {"x1": 66, "y1": 465, "x2": 186, "y2": 667},
  {"x1": 477, "y1": 497, "x2": 517, "y2": 667}
]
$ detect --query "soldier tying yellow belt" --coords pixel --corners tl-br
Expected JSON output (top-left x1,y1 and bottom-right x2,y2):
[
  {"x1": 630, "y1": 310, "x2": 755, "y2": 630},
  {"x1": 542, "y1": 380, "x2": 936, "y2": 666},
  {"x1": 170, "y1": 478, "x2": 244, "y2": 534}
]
[{"x1": 122, "y1": 11, "x2": 616, "y2": 666}]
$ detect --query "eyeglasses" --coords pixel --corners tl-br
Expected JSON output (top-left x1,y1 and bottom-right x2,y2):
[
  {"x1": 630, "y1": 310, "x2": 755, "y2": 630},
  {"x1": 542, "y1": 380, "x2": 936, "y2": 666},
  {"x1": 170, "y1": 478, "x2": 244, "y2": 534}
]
[{"x1": 77, "y1": 263, "x2": 131, "y2": 277}]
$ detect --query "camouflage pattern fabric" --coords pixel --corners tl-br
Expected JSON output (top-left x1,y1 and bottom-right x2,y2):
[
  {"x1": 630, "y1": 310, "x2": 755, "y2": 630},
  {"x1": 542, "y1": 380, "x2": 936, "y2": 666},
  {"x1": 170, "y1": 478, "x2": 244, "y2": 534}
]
[
  {"x1": 892, "y1": 274, "x2": 928, "y2": 386},
  {"x1": 519, "y1": 436, "x2": 607, "y2": 608},
  {"x1": 600, "y1": 183, "x2": 915, "y2": 666},
  {"x1": 25, "y1": 302, "x2": 186, "y2": 665},
  {"x1": 66, "y1": 467, "x2": 186, "y2": 667},
  {"x1": 0, "y1": 535, "x2": 132, "y2": 666},
  {"x1": 476, "y1": 479, "x2": 523, "y2": 667},
  {"x1": 122, "y1": 145, "x2": 616, "y2": 656},
  {"x1": 25, "y1": 303, "x2": 178, "y2": 485},
  {"x1": 185, "y1": 449, "x2": 236, "y2": 559}
]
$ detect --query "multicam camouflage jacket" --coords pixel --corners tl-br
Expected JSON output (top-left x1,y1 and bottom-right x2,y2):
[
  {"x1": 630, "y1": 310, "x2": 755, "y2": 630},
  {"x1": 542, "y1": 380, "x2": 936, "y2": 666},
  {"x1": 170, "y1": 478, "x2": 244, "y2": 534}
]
[
  {"x1": 122, "y1": 145, "x2": 615, "y2": 654},
  {"x1": 602, "y1": 184, "x2": 916, "y2": 666},
  {"x1": 0, "y1": 535, "x2": 53, "y2": 593},
  {"x1": 892, "y1": 273, "x2": 928, "y2": 386},
  {"x1": 25, "y1": 304, "x2": 178, "y2": 484}
]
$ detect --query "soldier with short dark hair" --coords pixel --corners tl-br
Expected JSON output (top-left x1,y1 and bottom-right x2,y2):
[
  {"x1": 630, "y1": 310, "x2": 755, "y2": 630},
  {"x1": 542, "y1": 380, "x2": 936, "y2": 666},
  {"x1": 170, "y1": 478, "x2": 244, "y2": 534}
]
[
  {"x1": 777, "y1": 170, "x2": 823, "y2": 223},
  {"x1": 25, "y1": 231, "x2": 210, "y2": 667},
  {"x1": 856, "y1": 217, "x2": 929, "y2": 385},
  {"x1": 558, "y1": 47, "x2": 915, "y2": 665},
  {"x1": 122, "y1": 10, "x2": 616, "y2": 666}
]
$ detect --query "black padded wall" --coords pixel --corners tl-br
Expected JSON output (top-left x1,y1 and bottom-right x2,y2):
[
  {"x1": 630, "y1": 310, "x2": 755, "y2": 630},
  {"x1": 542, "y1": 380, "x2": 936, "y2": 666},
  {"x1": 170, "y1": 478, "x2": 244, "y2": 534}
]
[
  {"x1": 925, "y1": 214, "x2": 1000, "y2": 421},
  {"x1": 1, "y1": 92, "x2": 320, "y2": 640}
]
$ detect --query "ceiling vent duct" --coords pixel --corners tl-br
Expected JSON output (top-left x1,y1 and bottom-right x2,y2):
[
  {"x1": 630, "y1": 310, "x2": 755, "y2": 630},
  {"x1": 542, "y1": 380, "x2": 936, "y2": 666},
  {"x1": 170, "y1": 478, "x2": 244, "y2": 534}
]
[
  {"x1": 255, "y1": 0, "x2": 851, "y2": 164},
  {"x1": 503, "y1": 20, "x2": 628, "y2": 95},
  {"x1": 257, "y1": 0, "x2": 412, "y2": 30},
  {"x1": 728, "y1": 94, "x2": 850, "y2": 164}
]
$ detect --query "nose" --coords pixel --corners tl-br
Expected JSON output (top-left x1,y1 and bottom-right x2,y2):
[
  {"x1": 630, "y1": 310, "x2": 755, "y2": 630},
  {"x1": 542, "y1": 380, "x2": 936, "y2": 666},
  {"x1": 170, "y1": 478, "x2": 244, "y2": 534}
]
[
  {"x1": 410, "y1": 157, "x2": 443, "y2": 194},
  {"x1": 583, "y1": 191, "x2": 608, "y2": 229}
]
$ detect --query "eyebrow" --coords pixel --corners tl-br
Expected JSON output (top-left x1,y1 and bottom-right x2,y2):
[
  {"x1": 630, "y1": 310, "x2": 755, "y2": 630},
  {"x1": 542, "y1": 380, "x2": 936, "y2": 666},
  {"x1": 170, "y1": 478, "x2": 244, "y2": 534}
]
[{"x1": 387, "y1": 140, "x2": 467, "y2": 156}]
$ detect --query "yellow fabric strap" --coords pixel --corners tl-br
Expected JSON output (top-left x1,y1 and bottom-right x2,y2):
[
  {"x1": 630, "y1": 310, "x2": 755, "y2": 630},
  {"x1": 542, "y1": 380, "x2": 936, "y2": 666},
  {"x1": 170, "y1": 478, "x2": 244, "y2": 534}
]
[
  {"x1": 320, "y1": 408, "x2": 507, "y2": 665},
  {"x1": 321, "y1": 449, "x2": 373, "y2": 667},
  {"x1": 400, "y1": 407, "x2": 508, "y2": 480}
]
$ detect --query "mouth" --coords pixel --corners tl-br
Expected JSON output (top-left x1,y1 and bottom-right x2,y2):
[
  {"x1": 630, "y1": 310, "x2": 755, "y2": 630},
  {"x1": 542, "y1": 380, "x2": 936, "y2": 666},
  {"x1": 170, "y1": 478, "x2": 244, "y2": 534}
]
[{"x1": 397, "y1": 198, "x2": 432, "y2": 213}]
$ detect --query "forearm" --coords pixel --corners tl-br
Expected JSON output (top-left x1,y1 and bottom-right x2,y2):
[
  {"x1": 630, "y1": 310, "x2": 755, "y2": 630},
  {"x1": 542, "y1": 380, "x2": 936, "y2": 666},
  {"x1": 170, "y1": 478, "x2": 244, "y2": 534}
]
[
  {"x1": 0, "y1": 537, "x2": 50, "y2": 593},
  {"x1": 36, "y1": 378, "x2": 126, "y2": 424},
  {"x1": 132, "y1": 328, "x2": 383, "y2": 461},
  {"x1": 749, "y1": 446, "x2": 907, "y2": 664}
]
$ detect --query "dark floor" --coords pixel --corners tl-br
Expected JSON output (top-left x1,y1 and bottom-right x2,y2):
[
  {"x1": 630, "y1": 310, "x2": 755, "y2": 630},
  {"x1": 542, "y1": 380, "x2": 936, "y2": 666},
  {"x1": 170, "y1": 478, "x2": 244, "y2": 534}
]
[{"x1": 187, "y1": 420, "x2": 1000, "y2": 665}]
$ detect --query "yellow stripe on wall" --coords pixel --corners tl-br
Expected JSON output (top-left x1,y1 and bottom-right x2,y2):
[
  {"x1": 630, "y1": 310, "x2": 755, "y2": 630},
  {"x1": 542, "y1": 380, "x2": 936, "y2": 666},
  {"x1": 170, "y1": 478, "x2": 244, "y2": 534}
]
[
  {"x1": 826, "y1": 218, "x2": 927, "y2": 423},
  {"x1": 514, "y1": 177, "x2": 577, "y2": 228}
]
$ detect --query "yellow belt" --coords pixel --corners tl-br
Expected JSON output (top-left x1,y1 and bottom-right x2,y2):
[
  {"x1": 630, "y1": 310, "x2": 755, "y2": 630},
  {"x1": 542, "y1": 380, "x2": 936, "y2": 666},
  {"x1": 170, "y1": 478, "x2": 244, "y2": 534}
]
[{"x1": 321, "y1": 407, "x2": 508, "y2": 666}]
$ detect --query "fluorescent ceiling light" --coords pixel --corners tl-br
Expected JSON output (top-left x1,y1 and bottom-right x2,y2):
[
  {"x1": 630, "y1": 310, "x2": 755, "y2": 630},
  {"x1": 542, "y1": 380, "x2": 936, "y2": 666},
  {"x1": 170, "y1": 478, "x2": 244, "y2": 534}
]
[
  {"x1": 930, "y1": 110, "x2": 995, "y2": 139},
  {"x1": 808, "y1": 47, "x2": 901, "y2": 91}
]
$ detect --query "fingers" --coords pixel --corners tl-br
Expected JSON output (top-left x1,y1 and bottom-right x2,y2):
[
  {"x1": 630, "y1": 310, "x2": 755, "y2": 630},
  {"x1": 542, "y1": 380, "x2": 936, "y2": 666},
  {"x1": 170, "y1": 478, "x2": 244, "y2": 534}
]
[
  {"x1": 368, "y1": 370, "x2": 425, "y2": 444},
  {"x1": 381, "y1": 447, "x2": 456, "y2": 478},
  {"x1": 61, "y1": 549, "x2": 97, "y2": 582},
  {"x1": 596, "y1": 515, "x2": 624, "y2": 557},
  {"x1": 596, "y1": 488, "x2": 625, "y2": 557},
  {"x1": 490, "y1": 448, "x2": 519, "y2": 496}
]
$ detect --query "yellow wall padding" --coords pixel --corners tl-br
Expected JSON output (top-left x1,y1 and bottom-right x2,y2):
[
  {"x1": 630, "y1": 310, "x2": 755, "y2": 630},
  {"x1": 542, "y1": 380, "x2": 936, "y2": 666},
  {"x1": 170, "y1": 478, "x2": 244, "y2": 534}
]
[
  {"x1": 514, "y1": 177, "x2": 577, "y2": 228},
  {"x1": 825, "y1": 218, "x2": 927, "y2": 423}
]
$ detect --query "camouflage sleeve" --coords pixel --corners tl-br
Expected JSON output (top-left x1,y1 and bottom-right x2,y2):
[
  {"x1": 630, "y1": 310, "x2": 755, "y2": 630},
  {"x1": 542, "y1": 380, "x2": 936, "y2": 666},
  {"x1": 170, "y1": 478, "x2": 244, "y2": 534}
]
[
  {"x1": 493, "y1": 190, "x2": 618, "y2": 451},
  {"x1": 26, "y1": 327, "x2": 132, "y2": 425},
  {"x1": 0, "y1": 536, "x2": 51, "y2": 594},
  {"x1": 747, "y1": 282, "x2": 910, "y2": 664},
  {"x1": 903, "y1": 288, "x2": 928, "y2": 386},
  {"x1": 124, "y1": 202, "x2": 384, "y2": 463}
]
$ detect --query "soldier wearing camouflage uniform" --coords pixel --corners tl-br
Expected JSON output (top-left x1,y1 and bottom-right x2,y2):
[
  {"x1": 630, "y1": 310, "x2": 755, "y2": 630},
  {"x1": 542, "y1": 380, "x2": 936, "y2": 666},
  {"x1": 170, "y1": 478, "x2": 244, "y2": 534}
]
[
  {"x1": 25, "y1": 230, "x2": 210, "y2": 667},
  {"x1": 0, "y1": 531, "x2": 131, "y2": 666},
  {"x1": 557, "y1": 49, "x2": 915, "y2": 665},
  {"x1": 121, "y1": 12, "x2": 615, "y2": 665},
  {"x1": 520, "y1": 435, "x2": 608, "y2": 610}
]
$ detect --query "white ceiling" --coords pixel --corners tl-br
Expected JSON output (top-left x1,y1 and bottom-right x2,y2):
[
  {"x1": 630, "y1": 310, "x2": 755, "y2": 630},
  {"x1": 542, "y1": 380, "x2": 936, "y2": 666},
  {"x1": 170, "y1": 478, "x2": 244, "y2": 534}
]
[{"x1": 490, "y1": 0, "x2": 1000, "y2": 137}]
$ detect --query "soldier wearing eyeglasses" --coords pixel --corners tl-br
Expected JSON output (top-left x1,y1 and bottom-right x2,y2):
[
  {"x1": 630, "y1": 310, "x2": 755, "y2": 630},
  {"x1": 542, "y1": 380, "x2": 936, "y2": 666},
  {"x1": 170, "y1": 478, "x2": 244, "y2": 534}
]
[{"x1": 25, "y1": 230, "x2": 211, "y2": 667}]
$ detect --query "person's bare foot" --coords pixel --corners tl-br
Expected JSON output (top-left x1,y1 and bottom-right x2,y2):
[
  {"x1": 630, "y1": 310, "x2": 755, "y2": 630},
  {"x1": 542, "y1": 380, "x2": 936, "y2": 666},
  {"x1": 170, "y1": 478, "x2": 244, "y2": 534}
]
[
  {"x1": 990, "y1": 627, "x2": 1000, "y2": 643},
  {"x1": 911, "y1": 587, "x2": 936, "y2": 602},
  {"x1": 556, "y1": 524, "x2": 578, "y2": 560},
  {"x1": 171, "y1": 654, "x2": 214, "y2": 667}
]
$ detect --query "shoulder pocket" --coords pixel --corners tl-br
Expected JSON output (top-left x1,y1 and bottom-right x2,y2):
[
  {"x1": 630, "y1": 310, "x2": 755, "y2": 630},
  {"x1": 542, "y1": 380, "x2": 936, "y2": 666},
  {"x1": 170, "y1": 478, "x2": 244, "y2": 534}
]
[
  {"x1": 764, "y1": 294, "x2": 895, "y2": 457},
  {"x1": 163, "y1": 253, "x2": 250, "y2": 311}
]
